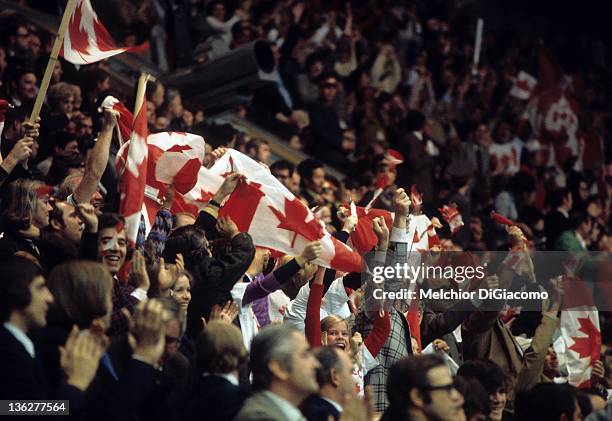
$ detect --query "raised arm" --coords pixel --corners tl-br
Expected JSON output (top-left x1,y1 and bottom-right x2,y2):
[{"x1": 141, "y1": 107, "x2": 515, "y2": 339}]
[
  {"x1": 73, "y1": 108, "x2": 118, "y2": 205},
  {"x1": 305, "y1": 267, "x2": 325, "y2": 347}
]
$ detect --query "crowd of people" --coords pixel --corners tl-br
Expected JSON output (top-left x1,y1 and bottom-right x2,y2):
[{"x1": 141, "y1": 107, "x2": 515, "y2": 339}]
[{"x1": 0, "y1": 0, "x2": 611, "y2": 420}]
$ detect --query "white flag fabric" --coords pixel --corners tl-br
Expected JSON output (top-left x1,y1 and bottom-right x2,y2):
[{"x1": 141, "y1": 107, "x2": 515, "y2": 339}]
[
  {"x1": 556, "y1": 276, "x2": 602, "y2": 388},
  {"x1": 60, "y1": 0, "x2": 148, "y2": 65}
]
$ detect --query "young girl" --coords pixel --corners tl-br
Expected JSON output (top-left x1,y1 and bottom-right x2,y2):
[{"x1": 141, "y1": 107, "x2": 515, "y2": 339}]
[{"x1": 305, "y1": 267, "x2": 390, "y2": 395}]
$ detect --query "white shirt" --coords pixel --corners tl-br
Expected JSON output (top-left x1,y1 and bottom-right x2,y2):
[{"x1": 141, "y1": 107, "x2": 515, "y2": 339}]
[
  {"x1": 4, "y1": 322, "x2": 35, "y2": 358},
  {"x1": 231, "y1": 282, "x2": 259, "y2": 351},
  {"x1": 262, "y1": 391, "x2": 305, "y2": 421}
]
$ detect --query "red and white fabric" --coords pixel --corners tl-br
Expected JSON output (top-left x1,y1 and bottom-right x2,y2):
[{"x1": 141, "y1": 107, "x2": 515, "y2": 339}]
[
  {"x1": 208, "y1": 150, "x2": 363, "y2": 272},
  {"x1": 100, "y1": 96, "x2": 133, "y2": 145},
  {"x1": 517, "y1": 47, "x2": 582, "y2": 168},
  {"x1": 439, "y1": 204, "x2": 464, "y2": 235},
  {"x1": 117, "y1": 131, "x2": 207, "y2": 233},
  {"x1": 0, "y1": 99, "x2": 9, "y2": 141},
  {"x1": 60, "y1": 0, "x2": 148, "y2": 65},
  {"x1": 118, "y1": 99, "x2": 148, "y2": 246},
  {"x1": 556, "y1": 276, "x2": 601, "y2": 388},
  {"x1": 509, "y1": 71, "x2": 537, "y2": 100}
]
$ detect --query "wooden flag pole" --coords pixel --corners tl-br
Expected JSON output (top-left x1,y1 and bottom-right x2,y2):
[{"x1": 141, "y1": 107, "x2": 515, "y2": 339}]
[
  {"x1": 131, "y1": 73, "x2": 150, "y2": 121},
  {"x1": 28, "y1": 0, "x2": 78, "y2": 123}
]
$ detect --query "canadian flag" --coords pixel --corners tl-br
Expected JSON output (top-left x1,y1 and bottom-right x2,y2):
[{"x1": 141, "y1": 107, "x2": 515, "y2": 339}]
[
  {"x1": 117, "y1": 131, "x2": 207, "y2": 233},
  {"x1": 557, "y1": 276, "x2": 601, "y2": 388},
  {"x1": 509, "y1": 71, "x2": 537, "y2": 100},
  {"x1": 118, "y1": 98, "x2": 148, "y2": 246},
  {"x1": 209, "y1": 150, "x2": 363, "y2": 272},
  {"x1": 60, "y1": 0, "x2": 148, "y2": 65}
]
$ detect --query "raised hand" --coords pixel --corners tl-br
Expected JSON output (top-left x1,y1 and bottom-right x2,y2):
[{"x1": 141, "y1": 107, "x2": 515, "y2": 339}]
[
  {"x1": 213, "y1": 173, "x2": 244, "y2": 202},
  {"x1": 102, "y1": 107, "x2": 120, "y2": 129},
  {"x1": 130, "y1": 250, "x2": 151, "y2": 291},
  {"x1": 210, "y1": 300, "x2": 239, "y2": 324},
  {"x1": 296, "y1": 241, "x2": 323, "y2": 266},
  {"x1": 22, "y1": 117, "x2": 40, "y2": 140},
  {"x1": 124, "y1": 299, "x2": 166, "y2": 368},
  {"x1": 372, "y1": 216, "x2": 389, "y2": 250},
  {"x1": 157, "y1": 257, "x2": 176, "y2": 293},
  {"x1": 216, "y1": 216, "x2": 239, "y2": 239},
  {"x1": 393, "y1": 188, "x2": 411, "y2": 216},
  {"x1": 6, "y1": 137, "x2": 34, "y2": 165},
  {"x1": 76, "y1": 203, "x2": 98, "y2": 232},
  {"x1": 61, "y1": 325, "x2": 105, "y2": 391}
]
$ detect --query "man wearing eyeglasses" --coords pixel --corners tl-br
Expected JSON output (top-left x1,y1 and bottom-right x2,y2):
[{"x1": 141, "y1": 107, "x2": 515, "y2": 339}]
[{"x1": 382, "y1": 354, "x2": 465, "y2": 421}]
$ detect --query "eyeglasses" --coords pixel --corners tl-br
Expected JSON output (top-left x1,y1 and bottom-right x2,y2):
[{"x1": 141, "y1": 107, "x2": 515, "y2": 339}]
[{"x1": 423, "y1": 381, "x2": 458, "y2": 393}]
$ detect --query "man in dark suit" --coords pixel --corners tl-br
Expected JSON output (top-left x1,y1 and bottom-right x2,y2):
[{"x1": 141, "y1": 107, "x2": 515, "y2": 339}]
[
  {"x1": 184, "y1": 319, "x2": 250, "y2": 421},
  {"x1": 234, "y1": 325, "x2": 320, "y2": 421},
  {"x1": 544, "y1": 188, "x2": 572, "y2": 250},
  {"x1": 0, "y1": 256, "x2": 101, "y2": 403},
  {"x1": 301, "y1": 346, "x2": 355, "y2": 421}
]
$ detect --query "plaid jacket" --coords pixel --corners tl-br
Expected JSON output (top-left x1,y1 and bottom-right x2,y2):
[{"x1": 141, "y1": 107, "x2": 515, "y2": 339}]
[
  {"x1": 353, "y1": 236, "x2": 413, "y2": 413},
  {"x1": 354, "y1": 307, "x2": 411, "y2": 413}
]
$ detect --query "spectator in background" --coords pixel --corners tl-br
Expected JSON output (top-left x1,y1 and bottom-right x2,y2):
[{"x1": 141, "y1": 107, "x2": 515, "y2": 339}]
[
  {"x1": 308, "y1": 73, "x2": 348, "y2": 170},
  {"x1": 297, "y1": 159, "x2": 326, "y2": 207},
  {"x1": 457, "y1": 359, "x2": 508, "y2": 421},
  {"x1": 516, "y1": 383, "x2": 581, "y2": 421},
  {"x1": 37, "y1": 131, "x2": 80, "y2": 178},
  {"x1": 271, "y1": 159, "x2": 300, "y2": 195},
  {"x1": 186, "y1": 319, "x2": 250, "y2": 421},
  {"x1": 544, "y1": 188, "x2": 573, "y2": 250},
  {"x1": 301, "y1": 346, "x2": 356, "y2": 421},
  {"x1": 9, "y1": 67, "x2": 37, "y2": 107},
  {"x1": 246, "y1": 138, "x2": 271, "y2": 166},
  {"x1": 382, "y1": 355, "x2": 465, "y2": 421}
]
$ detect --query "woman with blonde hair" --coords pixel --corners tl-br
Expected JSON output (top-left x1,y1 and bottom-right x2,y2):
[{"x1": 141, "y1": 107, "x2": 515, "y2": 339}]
[{"x1": 305, "y1": 267, "x2": 390, "y2": 396}]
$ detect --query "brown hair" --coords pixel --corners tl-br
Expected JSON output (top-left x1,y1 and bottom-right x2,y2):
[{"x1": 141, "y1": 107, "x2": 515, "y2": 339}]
[
  {"x1": 0, "y1": 179, "x2": 46, "y2": 231},
  {"x1": 47, "y1": 262, "x2": 113, "y2": 329},
  {"x1": 47, "y1": 82, "x2": 75, "y2": 109},
  {"x1": 195, "y1": 320, "x2": 247, "y2": 375}
]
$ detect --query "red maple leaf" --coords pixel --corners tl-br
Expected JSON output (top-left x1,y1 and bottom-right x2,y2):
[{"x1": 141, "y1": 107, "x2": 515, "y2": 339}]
[
  {"x1": 220, "y1": 156, "x2": 236, "y2": 178},
  {"x1": 269, "y1": 197, "x2": 324, "y2": 247},
  {"x1": 68, "y1": 2, "x2": 90, "y2": 55},
  {"x1": 568, "y1": 316, "x2": 601, "y2": 365},
  {"x1": 166, "y1": 144, "x2": 192, "y2": 153}
]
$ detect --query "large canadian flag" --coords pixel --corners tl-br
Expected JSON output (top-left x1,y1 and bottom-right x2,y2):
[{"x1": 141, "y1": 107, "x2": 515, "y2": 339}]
[
  {"x1": 118, "y1": 98, "x2": 148, "y2": 246},
  {"x1": 557, "y1": 276, "x2": 601, "y2": 388},
  {"x1": 209, "y1": 150, "x2": 363, "y2": 273},
  {"x1": 60, "y1": 0, "x2": 148, "y2": 65}
]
